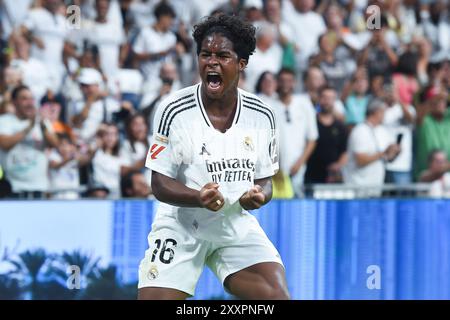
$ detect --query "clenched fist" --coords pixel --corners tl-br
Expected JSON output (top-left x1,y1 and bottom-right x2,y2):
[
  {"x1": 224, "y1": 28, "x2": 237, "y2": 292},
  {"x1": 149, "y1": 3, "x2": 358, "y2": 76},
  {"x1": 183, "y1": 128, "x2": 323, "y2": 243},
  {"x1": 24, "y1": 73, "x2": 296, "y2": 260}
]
[
  {"x1": 199, "y1": 182, "x2": 225, "y2": 212},
  {"x1": 239, "y1": 185, "x2": 266, "y2": 210}
]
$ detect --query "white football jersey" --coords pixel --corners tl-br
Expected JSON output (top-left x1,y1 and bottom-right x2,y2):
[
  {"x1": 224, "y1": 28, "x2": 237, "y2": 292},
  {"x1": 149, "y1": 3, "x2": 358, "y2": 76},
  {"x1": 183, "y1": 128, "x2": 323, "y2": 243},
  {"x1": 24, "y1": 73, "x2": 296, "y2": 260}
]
[{"x1": 146, "y1": 83, "x2": 278, "y2": 243}]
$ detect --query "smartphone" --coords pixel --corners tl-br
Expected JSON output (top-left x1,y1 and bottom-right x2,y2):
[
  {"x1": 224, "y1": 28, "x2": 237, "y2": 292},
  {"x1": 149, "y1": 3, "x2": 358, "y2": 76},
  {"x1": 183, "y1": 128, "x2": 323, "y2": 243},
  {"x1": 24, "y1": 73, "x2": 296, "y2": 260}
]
[{"x1": 396, "y1": 133, "x2": 404, "y2": 144}]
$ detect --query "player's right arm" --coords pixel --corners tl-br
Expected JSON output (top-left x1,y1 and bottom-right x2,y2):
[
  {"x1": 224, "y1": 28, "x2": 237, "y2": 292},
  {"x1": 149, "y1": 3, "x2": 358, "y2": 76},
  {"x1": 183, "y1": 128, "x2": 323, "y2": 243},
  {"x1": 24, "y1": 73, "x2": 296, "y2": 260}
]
[
  {"x1": 151, "y1": 173, "x2": 224, "y2": 211},
  {"x1": 146, "y1": 95, "x2": 224, "y2": 211}
]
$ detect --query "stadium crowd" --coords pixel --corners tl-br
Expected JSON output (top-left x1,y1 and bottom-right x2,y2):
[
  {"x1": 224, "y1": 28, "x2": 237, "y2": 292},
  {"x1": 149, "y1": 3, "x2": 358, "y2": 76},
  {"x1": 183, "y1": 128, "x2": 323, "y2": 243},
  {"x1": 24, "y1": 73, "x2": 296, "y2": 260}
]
[{"x1": 0, "y1": 0, "x2": 449, "y2": 199}]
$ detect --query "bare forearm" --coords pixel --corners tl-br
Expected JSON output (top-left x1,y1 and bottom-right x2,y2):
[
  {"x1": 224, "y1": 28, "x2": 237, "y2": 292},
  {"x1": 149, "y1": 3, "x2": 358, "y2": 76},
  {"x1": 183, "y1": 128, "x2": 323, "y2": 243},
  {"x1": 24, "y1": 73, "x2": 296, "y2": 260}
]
[
  {"x1": 355, "y1": 152, "x2": 384, "y2": 167},
  {"x1": 337, "y1": 152, "x2": 348, "y2": 167},
  {"x1": 0, "y1": 130, "x2": 28, "y2": 151},
  {"x1": 43, "y1": 129, "x2": 59, "y2": 148},
  {"x1": 301, "y1": 140, "x2": 317, "y2": 165},
  {"x1": 254, "y1": 178, "x2": 273, "y2": 205},
  {"x1": 401, "y1": 104, "x2": 415, "y2": 124},
  {"x1": 72, "y1": 103, "x2": 92, "y2": 127},
  {"x1": 151, "y1": 171, "x2": 201, "y2": 207}
]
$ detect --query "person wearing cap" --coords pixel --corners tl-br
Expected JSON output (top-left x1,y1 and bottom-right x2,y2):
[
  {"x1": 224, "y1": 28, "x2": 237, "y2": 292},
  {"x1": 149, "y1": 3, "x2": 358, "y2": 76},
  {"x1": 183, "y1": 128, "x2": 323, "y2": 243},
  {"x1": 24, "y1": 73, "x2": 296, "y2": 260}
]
[
  {"x1": 343, "y1": 99, "x2": 401, "y2": 197},
  {"x1": 415, "y1": 85, "x2": 450, "y2": 179},
  {"x1": 70, "y1": 67, "x2": 132, "y2": 142}
]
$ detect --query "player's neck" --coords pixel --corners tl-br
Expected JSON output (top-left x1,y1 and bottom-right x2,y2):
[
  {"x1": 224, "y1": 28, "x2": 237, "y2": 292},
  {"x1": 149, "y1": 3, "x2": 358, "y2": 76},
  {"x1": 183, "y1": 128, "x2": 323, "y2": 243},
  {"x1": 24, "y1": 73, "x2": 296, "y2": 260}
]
[{"x1": 201, "y1": 86, "x2": 238, "y2": 114}]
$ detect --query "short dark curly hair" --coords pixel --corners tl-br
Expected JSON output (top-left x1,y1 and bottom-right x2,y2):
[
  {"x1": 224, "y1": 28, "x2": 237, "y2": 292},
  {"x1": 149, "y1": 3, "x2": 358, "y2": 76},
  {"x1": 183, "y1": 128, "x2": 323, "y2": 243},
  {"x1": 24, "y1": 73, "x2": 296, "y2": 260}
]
[{"x1": 192, "y1": 14, "x2": 256, "y2": 62}]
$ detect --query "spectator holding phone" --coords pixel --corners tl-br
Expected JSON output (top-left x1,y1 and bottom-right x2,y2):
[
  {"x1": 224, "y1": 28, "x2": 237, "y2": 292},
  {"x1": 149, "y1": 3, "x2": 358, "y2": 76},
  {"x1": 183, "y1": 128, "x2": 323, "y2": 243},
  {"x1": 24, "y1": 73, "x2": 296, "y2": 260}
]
[
  {"x1": 383, "y1": 83, "x2": 416, "y2": 184},
  {"x1": 343, "y1": 99, "x2": 401, "y2": 196}
]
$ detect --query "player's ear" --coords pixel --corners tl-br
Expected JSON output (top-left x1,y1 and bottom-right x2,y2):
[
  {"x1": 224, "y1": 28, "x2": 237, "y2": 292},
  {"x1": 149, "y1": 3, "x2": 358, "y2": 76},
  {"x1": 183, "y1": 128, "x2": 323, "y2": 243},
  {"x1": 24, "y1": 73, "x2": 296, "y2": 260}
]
[{"x1": 238, "y1": 59, "x2": 247, "y2": 71}]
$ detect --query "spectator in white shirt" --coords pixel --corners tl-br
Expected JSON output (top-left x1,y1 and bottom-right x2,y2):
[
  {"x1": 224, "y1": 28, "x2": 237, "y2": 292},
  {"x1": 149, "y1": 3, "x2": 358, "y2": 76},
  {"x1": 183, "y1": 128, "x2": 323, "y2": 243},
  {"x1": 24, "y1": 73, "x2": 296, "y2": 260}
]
[
  {"x1": 120, "y1": 113, "x2": 151, "y2": 182},
  {"x1": 343, "y1": 99, "x2": 401, "y2": 196},
  {"x1": 10, "y1": 35, "x2": 52, "y2": 104},
  {"x1": 282, "y1": 0, "x2": 326, "y2": 71},
  {"x1": 273, "y1": 68, "x2": 318, "y2": 196},
  {"x1": 21, "y1": 0, "x2": 69, "y2": 92},
  {"x1": 70, "y1": 68, "x2": 133, "y2": 142},
  {"x1": 80, "y1": 0, "x2": 127, "y2": 78},
  {"x1": 245, "y1": 21, "x2": 283, "y2": 93},
  {"x1": 132, "y1": 1, "x2": 177, "y2": 84},
  {"x1": 0, "y1": 85, "x2": 59, "y2": 198},
  {"x1": 91, "y1": 123, "x2": 128, "y2": 198},
  {"x1": 140, "y1": 61, "x2": 181, "y2": 113},
  {"x1": 255, "y1": 71, "x2": 278, "y2": 103},
  {"x1": 0, "y1": 0, "x2": 33, "y2": 40},
  {"x1": 382, "y1": 83, "x2": 416, "y2": 185},
  {"x1": 48, "y1": 133, "x2": 95, "y2": 199}
]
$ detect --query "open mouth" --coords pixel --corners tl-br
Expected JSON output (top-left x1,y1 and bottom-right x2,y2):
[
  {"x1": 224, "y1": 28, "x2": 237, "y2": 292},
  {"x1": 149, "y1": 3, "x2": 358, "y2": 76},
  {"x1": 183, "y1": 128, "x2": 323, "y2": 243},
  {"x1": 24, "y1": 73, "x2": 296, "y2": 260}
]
[{"x1": 206, "y1": 73, "x2": 222, "y2": 91}]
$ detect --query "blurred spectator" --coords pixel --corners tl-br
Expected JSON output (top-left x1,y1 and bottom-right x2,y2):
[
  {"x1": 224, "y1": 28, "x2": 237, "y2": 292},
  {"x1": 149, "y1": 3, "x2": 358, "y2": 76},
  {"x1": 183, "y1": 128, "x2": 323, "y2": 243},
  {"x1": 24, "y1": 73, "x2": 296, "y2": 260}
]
[
  {"x1": 301, "y1": 66, "x2": 346, "y2": 121},
  {"x1": 0, "y1": 66, "x2": 22, "y2": 115},
  {"x1": 21, "y1": 0, "x2": 69, "y2": 92},
  {"x1": 421, "y1": 1, "x2": 450, "y2": 63},
  {"x1": 343, "y1": 99, "x2": 400, "y2": 192},
  {"x1": 359, "y1": 15, "x2": 399, "y2": 81},
  {"x1": 48, "y1": 133, "x2": 95, "y2": 199},
  {"x1": 91, "y1": 123, "x2": 128, "y2": 198},
  {"x1": 120, "y1": 113, "x2": 151, "y2": 182},
  {"x1": 255, "y1": 71, "x2": 278, "y2": 103},
  {"x1": 392, "y1": 51, "x2": 420, "y2": 106},
  {"x1": 140, "y1": 61, "x2": 181, "y2": 113},
  {"x1": 273, "y1": 68, "x2": 318, "y2": 195},
  {"x1": 128, "y1": 0, "x2": 157, "y2": 29},
  {"x1": 0, "y1": 85, "x2": 59, "y2": 198},
  {"x1": 120, "y1": 170, "x2": 152, "y2": 198},
  {"x1": 132, "y1": 1, "x2": 177, "y2": 84},
  {"x1": 383, "y1": 83, "x2": 416, "y2": 185},
  {"x1": 40, "y1": 93, "x2": 74, "y2": 141},
  {"x1": 305, "y1": 86, "x2": 348, "y2": 184},
  {"x1": 10, "y1": 35, "x2": 52, "y2": 103},
  {"x1": 0, "y1": 0, "x2": 33, "y2": 40},
  {"x1": 419, "y1": 149, "x2": 450, "y2": 198},
  {"x1": 70, "y1": 68, "x2": 133, "y2": 142},
  {"x1": 282, "y1": 0, "x2": 326, "y2": 71},
  {"x1": 344, "y1": 68, "x2": 370, "y2": 128},
  {"x1": 84, "y1": 182, "x2": 110, "y2": 199},
  {"x1": 78, "y1": 0, "x2": 127, "y2": 79},
  {"x1": 245, "y1": 21, "x2": 282, "y2": 93},
  {"x1": 263, "y1": 0, "x2": 295, "y2": 48},
  {"x1": 415, "y1": 85, "x2": 450, "y2": 178},
  {"x1": 309, "y1": 32, "x2": 356, "y2": 94}
]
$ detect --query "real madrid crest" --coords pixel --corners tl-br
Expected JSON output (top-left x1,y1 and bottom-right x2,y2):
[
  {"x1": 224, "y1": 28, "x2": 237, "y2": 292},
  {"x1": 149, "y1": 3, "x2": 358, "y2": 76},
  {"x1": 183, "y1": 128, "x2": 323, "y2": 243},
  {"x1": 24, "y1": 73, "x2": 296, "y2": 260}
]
[
  {"x1": 147, "y1": 265, "x2": 159, "y2": 280},
  {"x1": 243, "y1": 136, "x2": 254, "y2": 151}
]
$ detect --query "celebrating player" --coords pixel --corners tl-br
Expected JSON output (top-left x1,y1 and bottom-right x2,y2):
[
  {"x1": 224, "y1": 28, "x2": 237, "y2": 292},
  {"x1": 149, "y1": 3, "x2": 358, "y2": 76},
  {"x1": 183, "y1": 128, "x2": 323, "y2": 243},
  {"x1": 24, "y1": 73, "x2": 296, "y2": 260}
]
[{"x1": 138, "y1": 14, "x2": 290, "y2": 300}]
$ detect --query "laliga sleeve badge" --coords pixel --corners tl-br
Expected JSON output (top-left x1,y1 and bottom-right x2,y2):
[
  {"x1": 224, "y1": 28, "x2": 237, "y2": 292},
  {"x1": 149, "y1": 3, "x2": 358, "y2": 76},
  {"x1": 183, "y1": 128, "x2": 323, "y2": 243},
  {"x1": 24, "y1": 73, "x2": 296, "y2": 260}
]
[
  {"x1": 155, "y1": 134, "x2": 169, "y2": 144},
  {"x1": 147, "y1": 265, "x2": 159, "y2": 280},
  {"x1": 243, "y1": 136, "x2": 254, "y2": 151}
]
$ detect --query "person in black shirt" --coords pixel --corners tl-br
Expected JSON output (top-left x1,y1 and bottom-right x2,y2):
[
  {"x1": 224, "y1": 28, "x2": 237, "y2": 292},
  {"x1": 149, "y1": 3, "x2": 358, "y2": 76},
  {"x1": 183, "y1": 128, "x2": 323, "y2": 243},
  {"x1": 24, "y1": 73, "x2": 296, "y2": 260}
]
[{"x1": 305, "y1": 86, "x2": 348, "y2": 184}]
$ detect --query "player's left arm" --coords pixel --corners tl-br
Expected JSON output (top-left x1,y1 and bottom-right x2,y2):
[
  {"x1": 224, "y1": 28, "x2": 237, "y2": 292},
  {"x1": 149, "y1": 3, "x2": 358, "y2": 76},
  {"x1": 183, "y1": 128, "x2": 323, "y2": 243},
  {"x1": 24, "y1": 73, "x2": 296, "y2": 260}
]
[{"x1": 239, "y1": 177, "x2": 272, "y2": 210}]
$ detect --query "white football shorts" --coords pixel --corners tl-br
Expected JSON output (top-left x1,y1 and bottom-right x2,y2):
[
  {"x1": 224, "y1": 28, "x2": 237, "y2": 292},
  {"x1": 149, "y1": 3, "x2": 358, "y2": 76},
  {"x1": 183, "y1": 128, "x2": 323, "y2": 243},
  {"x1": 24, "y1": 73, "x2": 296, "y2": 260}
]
[{"x1": 138, "y1": 213, "x2": 284, "y2": 296}]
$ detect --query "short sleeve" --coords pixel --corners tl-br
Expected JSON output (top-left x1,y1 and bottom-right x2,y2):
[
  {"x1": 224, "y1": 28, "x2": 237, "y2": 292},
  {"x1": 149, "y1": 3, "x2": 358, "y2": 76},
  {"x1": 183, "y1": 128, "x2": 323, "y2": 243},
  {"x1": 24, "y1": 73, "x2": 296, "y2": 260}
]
[
  {"x1": 351, "y1": 126, "x2": 372, "y2": 154},
  {"x1": 145, "y1": 100, "x2": 183, "y2": 178},
  {"x1": 23, "y1": 11, "x2": 37, "y2": 31},
  {"x1": 132, "y1": 29, "x2": 147, "y2": 54},
  {"x1": 305, "y1": 103, "x2": 319, "y2": 141},
  {"x1": 255, "y1": 115, "x2": 279, "y2": 180}
]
